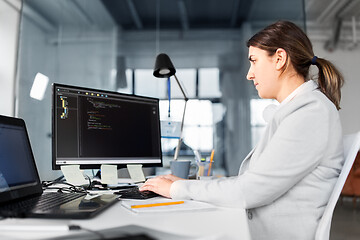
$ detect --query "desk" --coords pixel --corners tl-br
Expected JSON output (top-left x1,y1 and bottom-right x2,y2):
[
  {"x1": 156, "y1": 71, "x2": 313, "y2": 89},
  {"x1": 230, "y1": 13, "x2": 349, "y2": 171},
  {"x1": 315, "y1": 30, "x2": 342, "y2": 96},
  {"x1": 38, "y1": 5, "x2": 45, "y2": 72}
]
[{"x1": 0, "y1": 197, "x2": 251, "y2": 240}]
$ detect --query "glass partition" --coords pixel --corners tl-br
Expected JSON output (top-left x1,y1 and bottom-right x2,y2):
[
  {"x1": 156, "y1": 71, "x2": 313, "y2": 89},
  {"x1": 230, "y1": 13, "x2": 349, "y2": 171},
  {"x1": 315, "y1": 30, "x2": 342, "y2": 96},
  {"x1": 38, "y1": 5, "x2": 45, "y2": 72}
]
[{"x1": 17, "y1": 0, "x2": 117, "y2": 180}]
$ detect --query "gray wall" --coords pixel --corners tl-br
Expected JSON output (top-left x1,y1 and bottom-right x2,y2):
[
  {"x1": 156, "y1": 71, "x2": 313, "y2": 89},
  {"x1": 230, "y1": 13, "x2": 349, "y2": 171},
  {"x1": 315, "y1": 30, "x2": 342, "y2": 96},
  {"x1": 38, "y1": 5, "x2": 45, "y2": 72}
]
[
  {"x1": 0, "y1": 0, "x2": 21, "y2": 116},
  {"x1": 311, "y1": 41, "x2": 360, "y2": 135}
]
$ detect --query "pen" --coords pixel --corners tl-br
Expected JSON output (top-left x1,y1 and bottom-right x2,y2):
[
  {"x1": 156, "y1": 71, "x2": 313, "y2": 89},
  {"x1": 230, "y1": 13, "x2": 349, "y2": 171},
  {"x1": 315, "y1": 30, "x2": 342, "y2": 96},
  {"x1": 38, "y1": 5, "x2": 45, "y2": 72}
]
[
  {"x1": 199, "y1": 158, "x2": 206, "y2": 176},
  {"x1": 131, "y1": 201, "x2": 185, "y2": 209},
  {"x1": 207, "y1": 149, "x2": 215, "y2": 176}
]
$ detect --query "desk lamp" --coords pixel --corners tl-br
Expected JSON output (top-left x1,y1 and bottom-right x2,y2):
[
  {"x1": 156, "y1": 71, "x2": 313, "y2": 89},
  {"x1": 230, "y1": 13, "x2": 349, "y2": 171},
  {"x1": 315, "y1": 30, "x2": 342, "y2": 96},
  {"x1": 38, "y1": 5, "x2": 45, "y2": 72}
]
[{"x1": 153, "y1": 53, "x2": 188, "y2": 161}]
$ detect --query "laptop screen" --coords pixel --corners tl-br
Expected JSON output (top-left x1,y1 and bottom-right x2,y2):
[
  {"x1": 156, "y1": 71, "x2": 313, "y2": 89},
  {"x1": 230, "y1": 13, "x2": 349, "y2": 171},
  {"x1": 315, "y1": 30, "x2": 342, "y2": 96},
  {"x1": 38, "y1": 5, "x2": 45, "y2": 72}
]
[{"x1": 0, "y1": 121, "x2": 39, "y2": 193}]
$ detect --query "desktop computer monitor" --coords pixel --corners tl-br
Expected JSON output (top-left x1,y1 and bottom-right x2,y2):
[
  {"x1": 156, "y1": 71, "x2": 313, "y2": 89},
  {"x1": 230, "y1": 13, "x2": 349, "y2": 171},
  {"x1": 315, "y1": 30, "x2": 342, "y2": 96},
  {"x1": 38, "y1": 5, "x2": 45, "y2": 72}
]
[{"x1": 52, "y1": 83, "x2": 162, "y2": 170}]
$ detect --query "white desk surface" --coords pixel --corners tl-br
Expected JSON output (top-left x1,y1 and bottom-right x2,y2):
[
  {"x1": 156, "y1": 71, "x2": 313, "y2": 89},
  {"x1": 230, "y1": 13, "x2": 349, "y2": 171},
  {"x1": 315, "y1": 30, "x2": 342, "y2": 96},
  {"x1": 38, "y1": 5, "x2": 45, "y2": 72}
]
[{"x1": 0, "y1": 197, "x2": 251, "y2": 240}]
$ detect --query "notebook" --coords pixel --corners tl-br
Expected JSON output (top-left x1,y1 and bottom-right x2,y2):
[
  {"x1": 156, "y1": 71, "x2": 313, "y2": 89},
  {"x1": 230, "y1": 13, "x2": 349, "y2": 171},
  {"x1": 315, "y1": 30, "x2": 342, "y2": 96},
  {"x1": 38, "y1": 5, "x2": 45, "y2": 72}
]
[
  {"x1": 121, "y1": 198, "x2": 215, "y2": 213},
  {"x1": 0, "y1": 115, "x2": 119, "y2": 219}
]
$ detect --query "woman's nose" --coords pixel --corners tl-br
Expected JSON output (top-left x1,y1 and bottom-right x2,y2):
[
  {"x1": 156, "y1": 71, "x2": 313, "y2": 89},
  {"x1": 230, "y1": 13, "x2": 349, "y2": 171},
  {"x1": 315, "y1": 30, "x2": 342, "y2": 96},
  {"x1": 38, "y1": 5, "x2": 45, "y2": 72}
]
[{"x1": 246, "y1": 69, "x2": 254, "y2": 80}]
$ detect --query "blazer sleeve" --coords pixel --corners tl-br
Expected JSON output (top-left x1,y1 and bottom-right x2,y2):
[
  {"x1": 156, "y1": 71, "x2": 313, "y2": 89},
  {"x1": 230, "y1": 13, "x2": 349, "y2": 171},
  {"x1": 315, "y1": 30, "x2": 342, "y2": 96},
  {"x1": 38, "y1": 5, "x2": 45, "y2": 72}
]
[{"x1": 170, "y1": 97, "x2": 331, "y2": 208}]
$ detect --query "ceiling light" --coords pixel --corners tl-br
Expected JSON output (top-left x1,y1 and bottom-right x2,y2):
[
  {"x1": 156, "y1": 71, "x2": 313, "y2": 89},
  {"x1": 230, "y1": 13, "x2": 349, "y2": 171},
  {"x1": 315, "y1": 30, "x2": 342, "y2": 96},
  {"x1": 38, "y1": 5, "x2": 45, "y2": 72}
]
[{"x1": 30, "y1": 72, "x2": 49, "y2": 100}]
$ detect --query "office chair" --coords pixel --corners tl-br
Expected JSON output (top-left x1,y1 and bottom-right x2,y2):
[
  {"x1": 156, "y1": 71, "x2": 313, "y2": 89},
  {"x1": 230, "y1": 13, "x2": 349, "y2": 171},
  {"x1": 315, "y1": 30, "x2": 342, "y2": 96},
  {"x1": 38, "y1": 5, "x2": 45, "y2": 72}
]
[
  {"x1": 340, "y1": 151, "x2": 360, "y2": 208},
  {"x1": 315, "y1": 131, "x2": 360, "y2": 240}
]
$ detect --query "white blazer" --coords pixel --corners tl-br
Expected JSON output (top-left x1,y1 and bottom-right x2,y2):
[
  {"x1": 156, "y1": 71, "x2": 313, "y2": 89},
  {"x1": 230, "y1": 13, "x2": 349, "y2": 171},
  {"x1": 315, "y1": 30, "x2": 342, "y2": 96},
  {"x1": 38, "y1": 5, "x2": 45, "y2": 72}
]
[{"x1": 170, "y1": 80, "x2": 344, "y2": 240}]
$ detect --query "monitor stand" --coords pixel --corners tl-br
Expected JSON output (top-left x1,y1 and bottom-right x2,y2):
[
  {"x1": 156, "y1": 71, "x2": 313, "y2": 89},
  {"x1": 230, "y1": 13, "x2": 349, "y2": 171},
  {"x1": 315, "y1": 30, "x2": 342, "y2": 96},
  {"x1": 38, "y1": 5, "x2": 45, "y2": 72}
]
[{"x1": 89, "y1": 164, "x2": 145, "y2": 190}]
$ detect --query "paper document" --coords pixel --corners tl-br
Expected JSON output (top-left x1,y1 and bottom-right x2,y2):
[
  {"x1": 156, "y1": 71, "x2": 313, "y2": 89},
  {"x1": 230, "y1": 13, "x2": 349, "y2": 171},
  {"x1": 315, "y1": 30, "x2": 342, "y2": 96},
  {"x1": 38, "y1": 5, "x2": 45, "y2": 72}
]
[{"x1": 121, "y1": 198, "x2": 215, "y2": 213}]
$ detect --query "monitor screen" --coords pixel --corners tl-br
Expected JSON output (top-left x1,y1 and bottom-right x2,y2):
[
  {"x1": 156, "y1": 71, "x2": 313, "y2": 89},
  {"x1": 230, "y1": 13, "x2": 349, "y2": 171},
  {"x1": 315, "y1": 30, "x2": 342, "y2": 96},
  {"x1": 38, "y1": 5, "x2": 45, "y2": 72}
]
[{"x1": 52, "y1": 83, "x2": 162, "y2": 170}]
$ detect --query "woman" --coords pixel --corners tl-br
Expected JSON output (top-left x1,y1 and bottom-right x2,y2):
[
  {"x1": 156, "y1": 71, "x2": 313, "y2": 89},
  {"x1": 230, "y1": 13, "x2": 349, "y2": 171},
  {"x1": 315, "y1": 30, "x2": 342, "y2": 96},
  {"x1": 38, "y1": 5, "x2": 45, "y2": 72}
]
[{"x1": 140, "y1": 21, "x2": 344, "y2": 239}]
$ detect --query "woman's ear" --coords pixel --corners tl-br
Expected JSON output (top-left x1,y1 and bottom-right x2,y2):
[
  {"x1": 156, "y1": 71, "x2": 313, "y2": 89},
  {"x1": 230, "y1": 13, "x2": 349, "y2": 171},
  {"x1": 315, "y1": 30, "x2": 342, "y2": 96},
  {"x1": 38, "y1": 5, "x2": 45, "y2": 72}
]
[{"x1": 274, "y1": 48, "x2": 287, "y2": 70}]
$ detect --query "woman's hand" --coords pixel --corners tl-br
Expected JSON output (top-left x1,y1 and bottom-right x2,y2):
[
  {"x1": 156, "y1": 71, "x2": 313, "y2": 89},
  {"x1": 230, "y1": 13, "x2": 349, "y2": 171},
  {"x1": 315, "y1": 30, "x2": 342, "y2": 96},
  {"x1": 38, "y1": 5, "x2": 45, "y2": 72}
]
[{"x1": 139, "y1": 174, "x2": 185, "y2": 198}]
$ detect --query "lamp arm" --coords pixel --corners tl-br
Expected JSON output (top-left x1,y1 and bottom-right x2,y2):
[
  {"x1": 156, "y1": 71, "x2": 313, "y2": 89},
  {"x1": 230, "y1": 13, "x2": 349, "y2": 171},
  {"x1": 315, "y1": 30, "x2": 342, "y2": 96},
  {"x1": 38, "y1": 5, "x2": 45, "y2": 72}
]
[
  {"x1": 173, "y1": 74, "x2": 188, "y2": 161},
  {"x1": 173, "y1": 74, "x2": 188, "y2": 101},
  {"x1": 173, "y1": 99, "x2": 188, "y2": 161}
]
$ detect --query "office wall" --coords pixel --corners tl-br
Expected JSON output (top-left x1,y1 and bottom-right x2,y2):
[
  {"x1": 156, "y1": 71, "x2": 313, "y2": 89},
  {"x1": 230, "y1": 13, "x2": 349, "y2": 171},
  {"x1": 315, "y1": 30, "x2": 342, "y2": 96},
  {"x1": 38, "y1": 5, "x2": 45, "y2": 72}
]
[
  {"x1": 311, "y1": 41, "x2": 360, "y2": 135},
  {"x1": 0, "y1": 0, "x2": 21, "y2": 116}
]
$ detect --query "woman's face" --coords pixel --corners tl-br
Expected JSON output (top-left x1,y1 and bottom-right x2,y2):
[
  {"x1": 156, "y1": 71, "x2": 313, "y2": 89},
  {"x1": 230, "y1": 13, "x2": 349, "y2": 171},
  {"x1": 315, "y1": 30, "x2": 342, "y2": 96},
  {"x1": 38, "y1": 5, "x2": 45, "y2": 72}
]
[{"x1": 246, "y1": 46, "x2": 280, "y2": 100}]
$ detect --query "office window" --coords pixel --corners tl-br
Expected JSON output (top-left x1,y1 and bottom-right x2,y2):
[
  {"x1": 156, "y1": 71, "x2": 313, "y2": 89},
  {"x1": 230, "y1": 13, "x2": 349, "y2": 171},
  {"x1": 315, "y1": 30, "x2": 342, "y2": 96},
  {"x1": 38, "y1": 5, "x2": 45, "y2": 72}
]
[
  {"x1": 134, "y1": 68, "x2": 196, "y2": 99},
  {"x1": 134, "y1": 69, "x2": 167, "y2": 98},
  {"x1": 170, "y1": 69, "x2": 196, "y2": 99},
  {"x1": 132, "y1": 68, "x2": 221, "y2": 100},
  {"x1": 250, "y1": 99, "x2": 277, "y2": 148},
  {"x1": 198, "y1": 68, "x2": 221, "y2": 98},
  {"x1": 160, "y1": 100, "x2": 185, "y2": 153},
  {"x1": 160, "y1": 99, "x2": 214, "y2": 153},
  {"x1": 184, "y1": 100, "x2": 213, "y2": 151}
]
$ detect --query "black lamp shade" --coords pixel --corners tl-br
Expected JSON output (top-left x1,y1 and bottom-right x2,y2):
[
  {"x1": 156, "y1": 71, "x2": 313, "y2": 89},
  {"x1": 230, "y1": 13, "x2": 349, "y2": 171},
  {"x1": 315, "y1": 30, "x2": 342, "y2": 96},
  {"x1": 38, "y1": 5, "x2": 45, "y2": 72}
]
[{"x1": 153, "y1": 53, "x2": 176, "y2": 78}]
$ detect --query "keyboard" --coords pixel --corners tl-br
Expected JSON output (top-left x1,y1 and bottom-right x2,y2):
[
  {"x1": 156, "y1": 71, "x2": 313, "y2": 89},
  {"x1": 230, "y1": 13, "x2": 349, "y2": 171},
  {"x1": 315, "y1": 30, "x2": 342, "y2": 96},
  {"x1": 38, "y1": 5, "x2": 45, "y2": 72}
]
[
  {"x1": 115, "y1": 187, "x2": 160, "y2": 199},
  {"x1": 0, "y1": 192, "x2": 85, "y2": 217}
]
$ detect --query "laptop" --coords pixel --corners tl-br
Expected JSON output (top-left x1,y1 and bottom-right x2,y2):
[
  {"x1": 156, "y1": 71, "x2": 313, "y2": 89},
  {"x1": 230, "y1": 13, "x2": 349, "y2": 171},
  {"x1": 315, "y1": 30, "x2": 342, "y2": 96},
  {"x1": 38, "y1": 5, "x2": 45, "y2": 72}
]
[{"x1": 0, "y1": 115, "x2": 119, "y2": 219}]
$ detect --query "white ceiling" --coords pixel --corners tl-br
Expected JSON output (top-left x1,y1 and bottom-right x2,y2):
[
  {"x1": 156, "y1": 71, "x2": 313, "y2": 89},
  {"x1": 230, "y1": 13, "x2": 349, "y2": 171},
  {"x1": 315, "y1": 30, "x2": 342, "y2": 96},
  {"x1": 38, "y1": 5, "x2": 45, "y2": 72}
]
[{"x1": 305, "y1": 0, "x2": 360, "y2": 50}]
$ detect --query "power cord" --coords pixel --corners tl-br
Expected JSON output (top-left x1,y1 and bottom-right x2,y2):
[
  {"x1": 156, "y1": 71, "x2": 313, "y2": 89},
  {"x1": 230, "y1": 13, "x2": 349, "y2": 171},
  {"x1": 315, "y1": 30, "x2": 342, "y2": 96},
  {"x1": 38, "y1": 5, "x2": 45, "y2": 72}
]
[{"x1": 42, "y1": 175, "x2": 92, "y2": 194}]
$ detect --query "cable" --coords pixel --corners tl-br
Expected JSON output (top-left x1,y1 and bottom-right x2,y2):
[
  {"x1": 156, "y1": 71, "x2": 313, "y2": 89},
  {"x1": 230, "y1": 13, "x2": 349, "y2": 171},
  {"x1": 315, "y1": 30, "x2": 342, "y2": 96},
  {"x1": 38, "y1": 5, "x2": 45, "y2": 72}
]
[
  {"x1": 168, "y1": 77, "x2": 171, "y2": 117},
  {"x1": 53, "y1": 175, "x2": 65, "y2": 182},
  {"x1": 42, "y1": 180, "x2": 90, "y2": 194},
  {"x1": 42, "y1": 173, "x2": 94, "y2": 194}
]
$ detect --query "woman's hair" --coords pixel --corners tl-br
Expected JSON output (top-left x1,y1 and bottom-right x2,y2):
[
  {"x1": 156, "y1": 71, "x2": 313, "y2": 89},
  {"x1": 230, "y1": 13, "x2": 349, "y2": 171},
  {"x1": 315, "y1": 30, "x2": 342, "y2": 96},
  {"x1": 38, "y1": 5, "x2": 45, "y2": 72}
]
[{"x1": 247, "y1": 20, "x2": 344, "y2": 110}]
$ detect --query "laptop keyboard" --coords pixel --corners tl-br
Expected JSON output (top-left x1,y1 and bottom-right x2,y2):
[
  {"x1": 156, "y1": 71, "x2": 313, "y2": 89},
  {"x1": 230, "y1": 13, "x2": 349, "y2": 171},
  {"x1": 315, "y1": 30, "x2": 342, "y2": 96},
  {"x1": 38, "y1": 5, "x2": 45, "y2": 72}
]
[
  {"x1": 115, "y1": 187, "x2": 160, "y2": 199},
  {"x1": 0, "y1": 192, "x2": 86, "y2": 217}
]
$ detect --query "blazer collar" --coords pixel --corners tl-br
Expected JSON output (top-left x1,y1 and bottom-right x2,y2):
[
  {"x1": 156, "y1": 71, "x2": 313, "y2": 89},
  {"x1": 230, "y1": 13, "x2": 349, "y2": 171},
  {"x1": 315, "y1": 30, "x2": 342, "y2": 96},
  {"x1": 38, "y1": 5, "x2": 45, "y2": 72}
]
[
  {"x1": 263, "y1": 80, "x2": 319, "y2": 123},
  {"x1": 280, "y1": 80, "x2": 318, "y2": 107}
]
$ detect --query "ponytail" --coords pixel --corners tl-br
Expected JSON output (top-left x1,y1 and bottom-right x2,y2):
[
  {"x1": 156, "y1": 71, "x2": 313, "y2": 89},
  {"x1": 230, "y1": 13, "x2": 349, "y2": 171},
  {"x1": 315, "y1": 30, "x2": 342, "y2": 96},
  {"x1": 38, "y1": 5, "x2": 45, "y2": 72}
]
[{"x1": 313, "y1": 57, "x2": 344, "y2": 110}]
